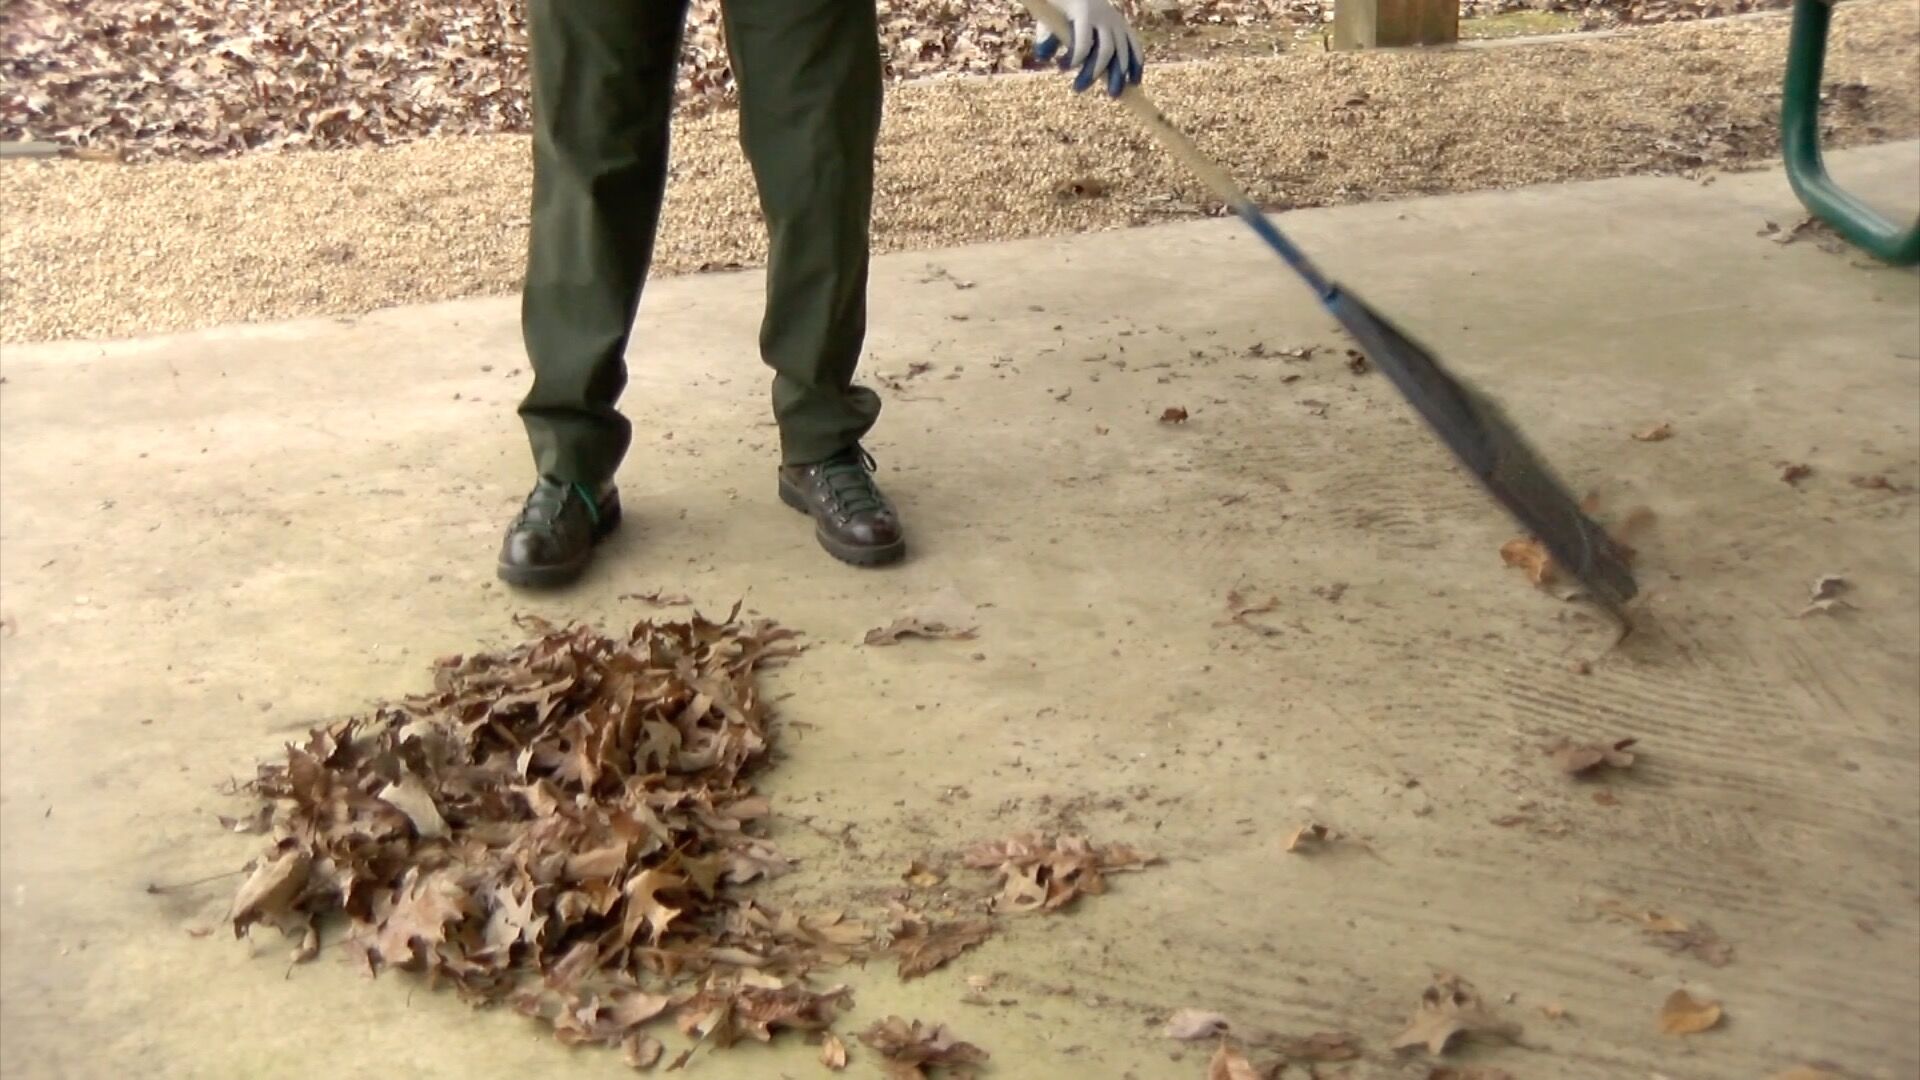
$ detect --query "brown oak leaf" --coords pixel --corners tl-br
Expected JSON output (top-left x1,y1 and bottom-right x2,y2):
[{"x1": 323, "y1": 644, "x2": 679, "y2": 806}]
[
  {"x1": 891, "y1": 915, "x2": 995, "y2": 980},
  {"x1": 963, "y1": 832, "x2": 1155, "y2": 914},
  {"x1": 1499, "y1": 537, "x2": 1557, "y2": 587},
  {"x1": 1391, "y1": 975, "x2": 1522, "y2": 1055},
  {"x1": 1659, "y1": 989, "x2": 1723, "y2": 1035},
  {"x1": 230, "y1": 849, "x2": 310, "y2": 935},
  {"x1": 858, "y1": 1016, "x2": 988, "y2": 1079},
  {"x1": 820, "y1": 1031, "x2": 849, "y2": 1069},
  {"x1": 1284, "y1": 823, "x2": 1334, "y2": 852}
]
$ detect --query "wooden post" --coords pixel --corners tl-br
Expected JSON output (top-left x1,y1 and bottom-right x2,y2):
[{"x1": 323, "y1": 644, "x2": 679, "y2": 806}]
[{"x1": 1331, "y1": 0, "x2": 1459, "y2": 49}]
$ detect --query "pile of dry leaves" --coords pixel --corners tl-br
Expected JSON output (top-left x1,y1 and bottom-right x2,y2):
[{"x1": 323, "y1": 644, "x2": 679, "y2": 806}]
[
  {"x1": 226, "y1": 609, "x2": 867, "y2": 1068},
  {"x1": 221, "y1": 607, "x2": 1160, "y2": 1072},
  {"x1": 3, "y1": 0, "x2": 1781, "y2": 160}
]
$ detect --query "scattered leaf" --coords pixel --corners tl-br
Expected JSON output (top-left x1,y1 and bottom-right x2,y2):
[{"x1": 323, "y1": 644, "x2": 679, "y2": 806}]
[
  {"x1": 865, "y1": 589, "x2": 980, "y2": 646},
  {"x1": 963, "y1": 832, "x2": 1155, "y2": 914},
  {"x1": 820, "y1": 1032, "x2": 849, "y2": 1070},
  {"x1": 1207, "y1": 1043, "x2": 1263, "y2": 1080},
  {"x1": 1549, "y1": 737, "x2": 1638, "y2": 775},
  {"x1": 1780, "y1": 462, "x2": 1813, "y2": 484},
  {"x1": 1216, "y1": 589, "x2": 1282, "y2": 636},
  {"x1": 1345, "y1": 349, "x2": 1370, "y2": 374},
  {"x1": 858, "y1": 1016, "x2": 988, "y2": 1079},
  {"x1": 1658, "y1": 989, "x2": 1723, "y2": 1035},
  {"x1": 1632, "y1": 422, "x2": 1674, "y2": 442},
  {"x1": 1796, "y1": 574, "x2": 1853, "y2": 618},
  {"x1": 1597, "y1": 900, "x2": 1734, "y2": 966},
  {"x1": 1284, "y1": 823, "x2": 1333, "y2": 852},
  {"x1": 230, "y1": 850, "x2": 310, "y2": 935},
  {"x1": 1762, "y1": 217, "x2": 1822, "y2": 245},
  {"x1": 891, "y1": 915, "x2": 995, "y2": 980},
  {"x1": 1391, "y1": 975, "x2": 1522, "y2": 1055},
  {"x1": 865, "y1": 618, "x2": 978, "y2": 646},
  {"x1": 1160, "y1": 406, "x2": 1190, "y2": 424},
  {"x1": 1540, "y1": 1003, "x2": 1567, "y2": 1020},
  {"x1": 1165, "y1": 1008, "x2": 1231, "y2": 1040},
  {"x1": 1499, "y1": 537, "x2": 1558, "y2": 587}
]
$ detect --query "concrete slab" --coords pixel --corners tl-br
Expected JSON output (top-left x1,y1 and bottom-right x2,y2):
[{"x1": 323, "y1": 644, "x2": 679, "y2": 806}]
[{"x1": 2, "y1": 144, "x2": 1917, "y2": 1080}]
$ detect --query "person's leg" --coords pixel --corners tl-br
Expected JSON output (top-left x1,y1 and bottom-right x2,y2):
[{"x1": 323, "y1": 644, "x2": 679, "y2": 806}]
[
  {"x1": 518, "y1": 0, "x2": 689, "y2": 485},
  {"x1": 501, "y1": 0, "x2": 687, "y2": 588},
  {"x1": 722, "y1": 0, "x2": 904, "y2": 567},
  {"x1": 719, "y1": 0, "x2": 884, "y2": 467}
]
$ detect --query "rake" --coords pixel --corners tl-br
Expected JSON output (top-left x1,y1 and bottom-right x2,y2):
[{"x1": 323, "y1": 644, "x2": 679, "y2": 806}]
[{"x1": 1021, "y1": 0, "x2": 1639, "y2": 619}]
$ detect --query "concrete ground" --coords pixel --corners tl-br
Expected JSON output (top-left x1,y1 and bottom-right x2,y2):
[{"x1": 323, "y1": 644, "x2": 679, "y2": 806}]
[{"x1": 2, "y1": 144, "x2": 1916, "y2": 1080}]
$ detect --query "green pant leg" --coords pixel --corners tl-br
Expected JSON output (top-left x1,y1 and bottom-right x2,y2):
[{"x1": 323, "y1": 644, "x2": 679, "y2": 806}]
[
  {"x1": 720, "y1": 0, "x2": 885, "y2": 466},
  {"x1": 518, "y1": 0, "x2": 689, "y2": 485}
]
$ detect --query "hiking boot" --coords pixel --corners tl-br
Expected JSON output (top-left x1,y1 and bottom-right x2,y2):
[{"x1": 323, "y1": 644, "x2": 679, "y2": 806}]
[
  {"x1": 778, "y1": 446, "x2": 906, "y2": 567},
  {"x1": 496, "y1": 476, "x2": 621, "y2": 588}
]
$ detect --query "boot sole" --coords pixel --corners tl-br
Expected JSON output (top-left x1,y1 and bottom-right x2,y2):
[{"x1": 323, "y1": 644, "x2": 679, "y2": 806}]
[
  {"x1": 778, "y1": 477, "x2": 907, "y2": 567},
  {"x1": 496, "y1": 498, "x2": 623, "y2": 589}
]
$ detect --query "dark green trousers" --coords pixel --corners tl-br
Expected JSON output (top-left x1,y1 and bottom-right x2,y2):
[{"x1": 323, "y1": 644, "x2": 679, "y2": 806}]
[{"x1": 518, "y1": 0, "x2": 884, "y2": 482}]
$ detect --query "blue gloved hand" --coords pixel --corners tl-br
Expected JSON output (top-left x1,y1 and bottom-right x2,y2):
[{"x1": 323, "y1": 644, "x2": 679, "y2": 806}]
[{"x1": 1032, "y1": 0, "x2": 1145, "y2": 99}]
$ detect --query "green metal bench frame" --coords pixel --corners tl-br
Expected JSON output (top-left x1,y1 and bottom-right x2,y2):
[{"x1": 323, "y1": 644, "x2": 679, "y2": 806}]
[{"x1": 1782, "y1": 0, "x2": 1920, "y2": 265}]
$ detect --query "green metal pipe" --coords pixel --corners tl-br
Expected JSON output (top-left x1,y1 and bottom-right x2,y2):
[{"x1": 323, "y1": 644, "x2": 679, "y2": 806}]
[{"x1": 1781, "y1": 0, "x2": 1920, "y2": 265}]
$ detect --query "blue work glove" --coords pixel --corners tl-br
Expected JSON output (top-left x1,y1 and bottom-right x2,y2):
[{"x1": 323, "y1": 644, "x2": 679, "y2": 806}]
[{"x1": 1032, "y1": 0, "x2": 1145, "y2": 99}]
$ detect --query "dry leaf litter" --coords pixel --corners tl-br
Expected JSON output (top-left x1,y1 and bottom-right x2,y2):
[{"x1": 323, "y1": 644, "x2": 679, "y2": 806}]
[
  {"x1": 0, "y1": 0, "x2": 1794, "y2": 162},
  {"x1": 6, "y1": 6, "x2": 1918, "y2": 342},
  {"x1": 216, "y1": 609, "x2": 1165, "y2": 1068}
]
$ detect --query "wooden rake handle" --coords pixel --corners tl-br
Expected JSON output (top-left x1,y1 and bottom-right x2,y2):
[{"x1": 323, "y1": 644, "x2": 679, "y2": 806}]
[{"x1": 1017, "y1": 0, "x2": 1257, "y2": 213}]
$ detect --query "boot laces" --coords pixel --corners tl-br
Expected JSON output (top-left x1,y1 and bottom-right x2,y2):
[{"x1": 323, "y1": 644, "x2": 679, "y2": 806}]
[{"x1": 820, "y1": 449, "x2": 883, "y2": 517}]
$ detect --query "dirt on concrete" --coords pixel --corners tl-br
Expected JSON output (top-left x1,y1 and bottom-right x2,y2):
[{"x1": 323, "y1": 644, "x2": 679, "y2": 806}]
[
  {"x1": 1, "y1": 145, "x2": 1916, "y2": 1079},
  {"x1": 2, "y1": 1, "x2": 1916, "y2": 345}
]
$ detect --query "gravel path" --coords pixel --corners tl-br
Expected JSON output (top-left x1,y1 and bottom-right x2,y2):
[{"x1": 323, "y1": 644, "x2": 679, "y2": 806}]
[{"x1": 3, "y1": 4, "x2": 1915, "y2": 344}]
